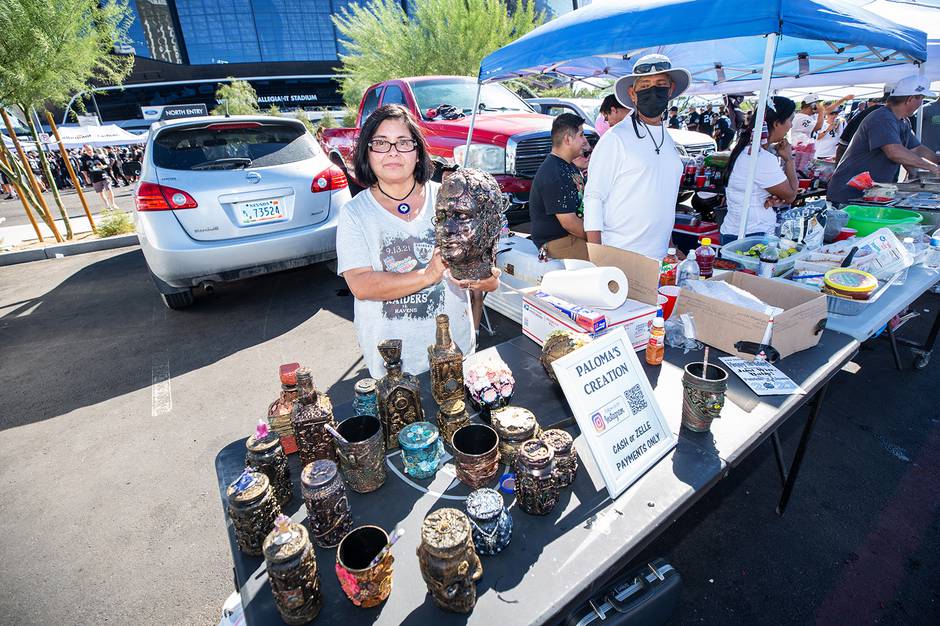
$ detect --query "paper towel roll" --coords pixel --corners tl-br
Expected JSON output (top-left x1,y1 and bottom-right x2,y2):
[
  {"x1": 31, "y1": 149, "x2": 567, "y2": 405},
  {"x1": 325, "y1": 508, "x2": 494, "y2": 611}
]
[{"x1": 539, "y1": 266, "x2": 628, "y2": 309}]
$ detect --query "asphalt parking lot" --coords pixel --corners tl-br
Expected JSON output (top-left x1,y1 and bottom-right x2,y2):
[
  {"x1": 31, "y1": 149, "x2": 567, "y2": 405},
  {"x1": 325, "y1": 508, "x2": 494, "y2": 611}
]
[{"x1": 1, "y1": 246, "x2": 938, "y2": 625}]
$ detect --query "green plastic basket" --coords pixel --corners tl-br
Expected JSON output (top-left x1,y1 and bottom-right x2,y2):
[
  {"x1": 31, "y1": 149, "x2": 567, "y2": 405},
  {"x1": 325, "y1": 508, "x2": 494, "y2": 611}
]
[{"x1": 843, "y1": 205, "x2": 923, "y2": 237}]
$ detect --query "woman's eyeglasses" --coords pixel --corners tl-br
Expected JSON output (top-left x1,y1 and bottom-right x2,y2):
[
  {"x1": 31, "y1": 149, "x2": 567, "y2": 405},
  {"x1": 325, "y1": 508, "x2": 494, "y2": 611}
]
[{"x1": 368, "y1": 139, "x2": 418, "y2": 153}]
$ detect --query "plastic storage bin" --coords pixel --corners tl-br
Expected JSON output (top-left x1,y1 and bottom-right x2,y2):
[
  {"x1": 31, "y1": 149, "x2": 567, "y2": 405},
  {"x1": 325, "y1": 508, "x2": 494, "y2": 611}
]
[
  {"x1": 719, "y1": 236, "x2": 805, "y2": 276},
  {"x1": 843, "y1": 205, "x2": 923, "y2": 237}
]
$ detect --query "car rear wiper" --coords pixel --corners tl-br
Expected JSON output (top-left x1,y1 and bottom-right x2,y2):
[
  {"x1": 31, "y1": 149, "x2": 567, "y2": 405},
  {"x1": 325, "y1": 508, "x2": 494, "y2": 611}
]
[{"x1": 191, "y1": 157, "x2": 253, "y2": 170}]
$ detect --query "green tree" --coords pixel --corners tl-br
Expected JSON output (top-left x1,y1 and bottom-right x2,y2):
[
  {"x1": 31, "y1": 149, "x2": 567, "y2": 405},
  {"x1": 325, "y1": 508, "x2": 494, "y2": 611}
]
[
  {"x1": 211, "y1": 79, "x2": 260, "y2": 116},
  {"x1": 294, "y1": 110, "x2": 316, "y2": 135},
  {"x1": 0, "y1": 0, "x2": 133, "y2": 239},
  {"x1": 333, "y1": 0, "x2": 543, "y2": 108}
]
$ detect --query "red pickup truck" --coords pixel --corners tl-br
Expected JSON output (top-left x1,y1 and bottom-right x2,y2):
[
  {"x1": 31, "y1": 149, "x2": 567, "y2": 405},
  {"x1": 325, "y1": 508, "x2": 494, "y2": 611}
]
[{"x1": 319, "y1": 76, "x2": 596, "y2": 222}]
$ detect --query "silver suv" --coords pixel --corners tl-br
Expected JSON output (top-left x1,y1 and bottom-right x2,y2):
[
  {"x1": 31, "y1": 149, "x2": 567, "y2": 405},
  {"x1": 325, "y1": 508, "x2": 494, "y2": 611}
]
[{"x1": 136, "y1": 115, "x2": 350, "y2": 309}]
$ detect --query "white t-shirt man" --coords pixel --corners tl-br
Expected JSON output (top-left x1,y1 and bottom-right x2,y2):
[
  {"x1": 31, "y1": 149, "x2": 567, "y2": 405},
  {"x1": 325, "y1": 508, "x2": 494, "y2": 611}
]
[
  {"x1": 814, "y1": 117, "x2": 845, "y2": 159},
  {"x1": 336, "y1": 182, "x2": 473, "y2": 378},
  {"x1": 790, "y1": 112, "x2": 817, "y2": 144},
  {"x1": 721, "y1": 147, "x2": 788, "y2": 237},
  {"x1": 583, "y1": 117, "x2": 682, "y2": 259}
]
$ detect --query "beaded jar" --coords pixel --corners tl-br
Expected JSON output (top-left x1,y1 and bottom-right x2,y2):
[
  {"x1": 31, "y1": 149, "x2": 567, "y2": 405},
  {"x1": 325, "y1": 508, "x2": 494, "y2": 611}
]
[
  {"x1": 398, "y1": 421, "x2": 444, "y2": 479},
  {"x1": 465, "y1": 487, "x2": 512, "y2": 555},
  {"x1": 352, "y1": 378, "x2": 378, "y2": 417},
  {"x1": 301, "y1": 460, "x2": 353, "y2": 549}
]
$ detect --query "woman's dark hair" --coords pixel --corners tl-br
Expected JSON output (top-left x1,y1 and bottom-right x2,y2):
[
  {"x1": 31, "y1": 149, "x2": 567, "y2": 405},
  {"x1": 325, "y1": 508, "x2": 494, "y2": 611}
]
[
  {"x1": 723, "y1": 96, "x2": 797, "y2": 186},
  {"x1": 354, "y1": 104, "x2": 433, "y2": 186}
]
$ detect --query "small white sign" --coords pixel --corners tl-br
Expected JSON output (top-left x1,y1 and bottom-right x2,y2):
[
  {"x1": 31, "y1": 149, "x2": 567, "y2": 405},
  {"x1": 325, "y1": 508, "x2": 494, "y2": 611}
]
[
  {"x1": 552, "y1": 327, "x2": 676, "y2": 499},
  {"x1": 718, "y1": 357, "x2": 806, "y2": 396}
]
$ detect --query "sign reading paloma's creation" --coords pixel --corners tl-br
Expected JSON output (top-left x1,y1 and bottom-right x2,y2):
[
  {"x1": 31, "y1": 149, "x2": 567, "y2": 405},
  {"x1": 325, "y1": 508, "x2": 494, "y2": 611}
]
[{"x1": 552, "y1": 328, "x2": 676, "y2": 498}]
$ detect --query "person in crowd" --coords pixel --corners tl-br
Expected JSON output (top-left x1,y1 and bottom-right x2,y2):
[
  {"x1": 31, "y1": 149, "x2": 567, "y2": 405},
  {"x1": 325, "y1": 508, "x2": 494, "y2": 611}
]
[
  {"x1": 26, "y1": 152, "x2": 46, "y2": 191},
  {"x1": 122, "y1": 148, "x2": 142, "y2": 182},
  {"x1": 725, "y1": 94, "x2": 747, "y2": 135},
  {"x1": 80, "y1": 144, "x2": 116, "y2": 209},
  {"x1": 827, "y1": 76, "x2": 940, "y2": 206},
  {"x1": 583, "y1": 53, "x2": 687, "y2": 259},
  {"x1": 714, "y1": 107, "x2": 735, "y2": 150},
  {"x1": 835, "y1": 85, "x2": 894, "y2": 164},
  {"x1": 594, "y1": 94, "x2": 629, "y2": 137},
  {"x1": 336, "y1": 104, "x2": 498, "y2": 378},
  {"x1": 698, "y1": 103, "x2": 716, "y2": 137},
  {"x1": 667, "y1": 106, "x2": 682, "y2": 129},
  {"x1": 687, "y1": 106, "x2": 701, "y2": 132},
  {"x1": 720, "y1": 96, "x2": 800, "y2": 244},
  {"x1": 105, "y1": 147, "x2": 128, "y2": 186},
  {"x1": 48, "y1": 153, "x2": 66, "y2": 189},
  {"x1": 814, "y1": 108, "x2": 845, "y2": 160},
  {"x1": 2, "y1": 170, "x2": 17, "y2": 200},
  {"x1": 528, "y1": 113, "x2": 590, "y2": 258},
  {"x1": 792, "y1": 93, "x2": 854, "y2": 145}
]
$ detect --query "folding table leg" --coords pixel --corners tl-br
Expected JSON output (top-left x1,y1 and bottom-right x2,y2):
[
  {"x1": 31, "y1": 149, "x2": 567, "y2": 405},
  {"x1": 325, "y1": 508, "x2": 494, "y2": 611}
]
[
  {"x1": 887, "y1": 325, "x2": 905, "y2": 371},
  {"x1": 777, "y1": 382, "x2": 829, "y2": 516}
]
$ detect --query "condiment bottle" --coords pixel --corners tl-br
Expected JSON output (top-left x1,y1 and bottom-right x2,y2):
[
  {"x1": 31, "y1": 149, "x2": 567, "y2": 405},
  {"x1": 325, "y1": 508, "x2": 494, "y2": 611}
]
[
  {"x1": 660, "y1": 247, "x2": 680, "y2": 286},
  {"x1": 645, "y1": 316, "x2": 665, "y2": 366},
  {"x1": 695, "y1": 237, "x2": 716, "y2": 279}
]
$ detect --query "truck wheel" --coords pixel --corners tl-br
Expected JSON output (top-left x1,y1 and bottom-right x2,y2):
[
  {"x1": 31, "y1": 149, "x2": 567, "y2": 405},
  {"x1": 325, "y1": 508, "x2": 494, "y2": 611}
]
[{"x1": 161, "y1": 289, "x2": 194, "y2": 310}]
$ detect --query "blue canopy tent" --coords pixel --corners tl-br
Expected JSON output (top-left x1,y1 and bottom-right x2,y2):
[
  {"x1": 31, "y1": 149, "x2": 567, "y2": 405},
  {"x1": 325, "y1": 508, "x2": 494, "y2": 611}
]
[{"x1": 473, "y1": 0, "x2": 929, "y2": 239}]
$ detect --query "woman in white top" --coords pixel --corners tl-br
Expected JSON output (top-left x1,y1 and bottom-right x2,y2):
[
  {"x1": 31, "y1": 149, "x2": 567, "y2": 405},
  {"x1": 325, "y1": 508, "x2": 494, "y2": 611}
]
[
  {"x1": 814, "y1": 109, "x2": 846, "y2": 159},
  {"x1": 720, "y1": 96, "x2": 801, "y2": 245},
  {"x1": 336, "y1": 105, "x2": 498, "y2": 377}
]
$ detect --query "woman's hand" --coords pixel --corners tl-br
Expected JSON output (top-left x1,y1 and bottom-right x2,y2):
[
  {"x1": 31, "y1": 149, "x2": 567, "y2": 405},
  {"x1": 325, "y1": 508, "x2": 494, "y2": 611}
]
[
  {"x1": 452, "y1": 268, "x2": 502, "y2": 292},
  {"x1": 775, "y1": 138, "x2": 793, "y2": 163},
  {"x1": 419, "y1": 247, "x2": 446, "y2": 287}
]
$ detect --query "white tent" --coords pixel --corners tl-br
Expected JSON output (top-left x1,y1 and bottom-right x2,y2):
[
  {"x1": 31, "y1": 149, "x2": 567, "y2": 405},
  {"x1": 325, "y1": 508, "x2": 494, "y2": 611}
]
[{"x1": 48, "y1": 124, "x2": 146, "y2": 148}]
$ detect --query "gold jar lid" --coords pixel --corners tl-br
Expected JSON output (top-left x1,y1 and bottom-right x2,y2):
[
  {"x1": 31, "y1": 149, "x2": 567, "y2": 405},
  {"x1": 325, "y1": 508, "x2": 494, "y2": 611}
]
[
  {"x1": 492, "y1": 406, "x2": 537, "y2": 441},
  {"x1": 440, "y1": 399, "x2": 467, "y2": 417},
  {"x1": 263, "y1": 515, "x2": 310, "y2": 563},
  {"x1": 421, "y1": 508, "x2": 471, "y2": 557},
  {"x1": 226, "y1": 470, "x2": 270, "y2": 505},
  {"x1": 540, "y1": 429, "x2": 573, "y2": 455}
]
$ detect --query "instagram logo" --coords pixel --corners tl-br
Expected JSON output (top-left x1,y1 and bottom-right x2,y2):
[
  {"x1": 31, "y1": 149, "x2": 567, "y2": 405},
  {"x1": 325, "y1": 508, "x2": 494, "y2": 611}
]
[{"x1": 591, "y1": 412, "x2": 606, "y2": 432}]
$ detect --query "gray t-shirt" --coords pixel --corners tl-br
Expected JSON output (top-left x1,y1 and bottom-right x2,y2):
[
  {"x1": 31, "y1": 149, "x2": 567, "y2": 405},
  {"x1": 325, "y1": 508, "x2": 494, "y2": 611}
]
[
  {"x1": 336, "y1": 182, "x2": 473, "y2": 378},
  {"x1": 827, "y1": 106, "x2": 920, "y2": 204}
]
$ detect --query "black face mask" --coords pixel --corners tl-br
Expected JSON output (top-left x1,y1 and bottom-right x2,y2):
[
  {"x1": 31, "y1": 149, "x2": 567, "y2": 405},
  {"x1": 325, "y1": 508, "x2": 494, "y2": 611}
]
[{"x1": 634, "y1": 86, "x2": 671, "y2": 118}]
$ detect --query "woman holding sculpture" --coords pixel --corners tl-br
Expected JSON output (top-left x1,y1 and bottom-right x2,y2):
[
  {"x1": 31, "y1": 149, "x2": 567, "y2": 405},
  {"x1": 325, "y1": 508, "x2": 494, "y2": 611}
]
[{"x1": 336, "y1": 105, "x2": 501, "y2": 378}]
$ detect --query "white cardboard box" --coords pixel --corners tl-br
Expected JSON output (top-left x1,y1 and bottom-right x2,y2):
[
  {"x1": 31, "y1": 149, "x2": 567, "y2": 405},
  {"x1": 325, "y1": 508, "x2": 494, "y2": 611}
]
[{"x1": 521, "y1": 288, "x2": 658, "y2": 351}]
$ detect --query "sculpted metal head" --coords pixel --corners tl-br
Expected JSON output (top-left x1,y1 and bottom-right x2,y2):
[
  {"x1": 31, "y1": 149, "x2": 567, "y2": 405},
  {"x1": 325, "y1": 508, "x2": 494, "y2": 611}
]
[
  {"x1": 417, "y1": 508, "x2": 483, "y2": 613},
  {"x1": 434, "y1": 168, "x2": 504, "y2": 281},
  {"x1": 686, "y1": 387, "x2": 726, "y2": 420}
]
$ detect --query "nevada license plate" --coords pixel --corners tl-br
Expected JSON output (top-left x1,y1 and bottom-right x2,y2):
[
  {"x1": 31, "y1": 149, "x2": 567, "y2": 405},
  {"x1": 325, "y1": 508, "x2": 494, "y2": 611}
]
[{"x1": 236, "y1": 198, "x2": 285, "y2": 225}]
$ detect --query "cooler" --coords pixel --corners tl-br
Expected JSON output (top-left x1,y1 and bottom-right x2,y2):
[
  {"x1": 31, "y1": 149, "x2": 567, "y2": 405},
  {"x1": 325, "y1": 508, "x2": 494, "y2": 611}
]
[{"x1": 673, "y1": 218, "x2": 720, "y2": 255}]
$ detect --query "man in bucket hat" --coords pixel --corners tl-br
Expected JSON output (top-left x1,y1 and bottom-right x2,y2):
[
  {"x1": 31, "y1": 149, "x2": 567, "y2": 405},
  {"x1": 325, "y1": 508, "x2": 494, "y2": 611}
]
[{"x1": 583, "y1": 53, "x2": 688, "y2": 259}]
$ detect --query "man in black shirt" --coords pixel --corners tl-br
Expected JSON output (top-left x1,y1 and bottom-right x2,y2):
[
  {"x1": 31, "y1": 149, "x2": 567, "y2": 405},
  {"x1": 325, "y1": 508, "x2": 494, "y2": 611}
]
[
  {"x1": 528, "y1": 113, "x2": 589, "y2": 258},
  {"x1": 80, "y1": 144, "x2": 116, "y2": 209},
  {"x1": 667, "y1": 106, "x2": 682, "y2": 129},
  {"x1": 687, "y1": 106, "x2": 701, "y2": 132},
  {"x1": 714, "y1": 108, "x2": 735, "y2": 150},
  {"x1": 698, "y1": 103, "x2": 716, "y2": 137},
  {"x1": 835, "y1": 85, "x2": 894, "y2": 164}
]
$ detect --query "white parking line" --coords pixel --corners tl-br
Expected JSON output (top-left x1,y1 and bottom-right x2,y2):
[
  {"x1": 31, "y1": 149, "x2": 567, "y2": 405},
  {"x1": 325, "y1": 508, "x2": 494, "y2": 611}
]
[{"x1": 151, "y1": 358, "x2": 172, "y2": 417}]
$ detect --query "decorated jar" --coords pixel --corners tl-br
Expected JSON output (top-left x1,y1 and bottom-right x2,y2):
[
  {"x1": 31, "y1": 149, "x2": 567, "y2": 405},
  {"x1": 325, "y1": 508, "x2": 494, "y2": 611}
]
[
  {"x1": 263, "y1": 515, "x2": 322, "y2": 625},
  {"x1": 267, "y1": 363, "x2": 301, "y2": 454},
  {"x1": 398, "y1": 421, "x2": 444, "y2": 479},
  {"x1": 451, "y1": 424, "x2": 500, "y2": 489},
  {"x1": 301, "y1": 459, "x2": 353, "y2": 549},
  {"x1": 245, "y1": 420, "x2": 292, "y2": 507},
  {"x1": 335, "y1": 415, "x2": 387, "y2": 493},
  {"x1": 464, "y1": 358, "x2": 515, "y2": 423},
  {"x1": 226, "y1": 469, "x2": 282, "y2": 556},
  {"x1": 352, "y1": 378, "x2": 378, "y2": 417},
  {"x1": 514, "y1": 439, "x2": 560, "y2": 516},
  {"x1": 437, "y1": 399, "x2": 471, "y2": 452},
  {"x1": 335, "y1": 525, "x2": 395, "y2": 608},
  {"x1": 417, "y1": 508, "x2": 483, "y2": 613},
  {"x1": 491, "y1": 406, "x2": 540, "y2": 467},
  {"x1": 465, "y1": 487, "x2": 512, "y2": 555},
  {"x1": 539, "y1": 428, "x2": 578, "y2": 488}
]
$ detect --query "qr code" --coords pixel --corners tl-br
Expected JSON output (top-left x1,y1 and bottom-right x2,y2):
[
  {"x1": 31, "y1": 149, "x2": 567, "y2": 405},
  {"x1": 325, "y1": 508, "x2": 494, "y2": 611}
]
[{"x1": 624, "y1": 384, "x2": 647, "y2": 415}]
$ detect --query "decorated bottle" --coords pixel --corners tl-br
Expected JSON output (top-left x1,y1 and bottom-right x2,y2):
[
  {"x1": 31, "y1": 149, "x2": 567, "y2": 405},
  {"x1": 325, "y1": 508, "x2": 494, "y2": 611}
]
[
  {"x1": 428, "y1": 314, "x2": 464, "y2": 405},
  {"x1": 246, "y1": 420, "x2": 292, "y2": 507},
  {"x1": 267, "y1": 363, "x2": 300, "y2": 454},
  {"x1": 291, "y1": 368, "x2": 337, "y2": 467},
  {"x1": 376, "y1": 339, "x2": 425, "y2": 450}
]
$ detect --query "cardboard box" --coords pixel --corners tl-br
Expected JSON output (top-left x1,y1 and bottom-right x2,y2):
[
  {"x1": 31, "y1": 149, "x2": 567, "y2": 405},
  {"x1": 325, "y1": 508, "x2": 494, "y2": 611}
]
[
  {"x1": 522, "y1": 288, "x2": 658, "y2": 350},
  {"x1": 673, "y1": 272, "x2": 828, "y2": 360}
]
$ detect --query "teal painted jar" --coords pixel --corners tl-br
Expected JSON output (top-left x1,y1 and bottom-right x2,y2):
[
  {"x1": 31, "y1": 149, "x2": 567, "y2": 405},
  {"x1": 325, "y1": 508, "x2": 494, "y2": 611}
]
[{"x1": 398, "y1": 421, "x2": 444, "y2": 479}]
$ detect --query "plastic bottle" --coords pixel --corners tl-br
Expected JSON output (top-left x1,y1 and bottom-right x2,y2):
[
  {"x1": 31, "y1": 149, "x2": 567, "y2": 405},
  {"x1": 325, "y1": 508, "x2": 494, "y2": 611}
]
[
  {"x1": 896, "y1": 237, "x2": 916, "y2": 285},
  {"x1": 660, "y1": 248, "x2": 680, "y2": 286},
  {"x1": 645, "y1": 316, "x2": 665, "y2": 366},
  {"x1": 677, "y1": 256, "x2": 701, "y2": 286},
  {"x1": 758, "y1": 242, "x2": 779, "y2": 278},
  {"x1": 924, "y1": 229, "x2": 940, "y2": 273},
  {"x1": 695, "y1": 237, "x2": 716, "y2": 279}
]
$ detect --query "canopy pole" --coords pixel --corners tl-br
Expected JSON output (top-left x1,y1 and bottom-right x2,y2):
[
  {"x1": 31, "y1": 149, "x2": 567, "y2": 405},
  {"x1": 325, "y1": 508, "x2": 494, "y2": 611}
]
[
  {"x1": 462, "y1": 82, "x2": 483, "y2": 164},
  {"x1": 738, "y1": 33, "x2": 779, "y2": 241},
  {"x1": 916, "y1": 64, "x2": 925, "y2": 140}
]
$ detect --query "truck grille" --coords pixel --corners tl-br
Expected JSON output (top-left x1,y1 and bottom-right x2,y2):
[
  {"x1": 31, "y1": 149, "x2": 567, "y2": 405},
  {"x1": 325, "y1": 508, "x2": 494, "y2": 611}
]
[{"x1": 509, "y1": 132, "x2": 599, "y2": 178}]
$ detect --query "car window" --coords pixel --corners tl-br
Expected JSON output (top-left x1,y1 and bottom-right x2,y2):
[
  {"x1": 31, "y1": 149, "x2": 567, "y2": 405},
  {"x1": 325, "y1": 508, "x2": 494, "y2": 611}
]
[
  {"x1": 382, "y1": 85, "x2": 407, "y2": 106},
  {"x1": 361, "y1": 86, "x2": 383, "y2": 122},
  {"x1": 151, "y1": 121, "x2": 318, "y2": 171},
  {"x1": 546, "y1": 105, "x2": 576, "y2": 117}
]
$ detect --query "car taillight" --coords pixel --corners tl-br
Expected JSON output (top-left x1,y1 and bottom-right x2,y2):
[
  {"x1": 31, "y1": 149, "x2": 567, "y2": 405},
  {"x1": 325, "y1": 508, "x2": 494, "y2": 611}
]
[
  {"x1": 311, "y1": 165, "x2": 348, "y2": 193},
  {"x1": 135, "y1": 182, "x2": 199, "y2": 211}
]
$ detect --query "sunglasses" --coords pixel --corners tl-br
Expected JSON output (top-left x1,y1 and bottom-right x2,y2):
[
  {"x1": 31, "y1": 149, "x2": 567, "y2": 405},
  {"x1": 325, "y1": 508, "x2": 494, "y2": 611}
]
[
  {"x1": 367, "y1": 138, "x2": 418, "y2": 153},
  {"x1": 634, "y1": 61, "x2": 671, "y2": 74}
]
